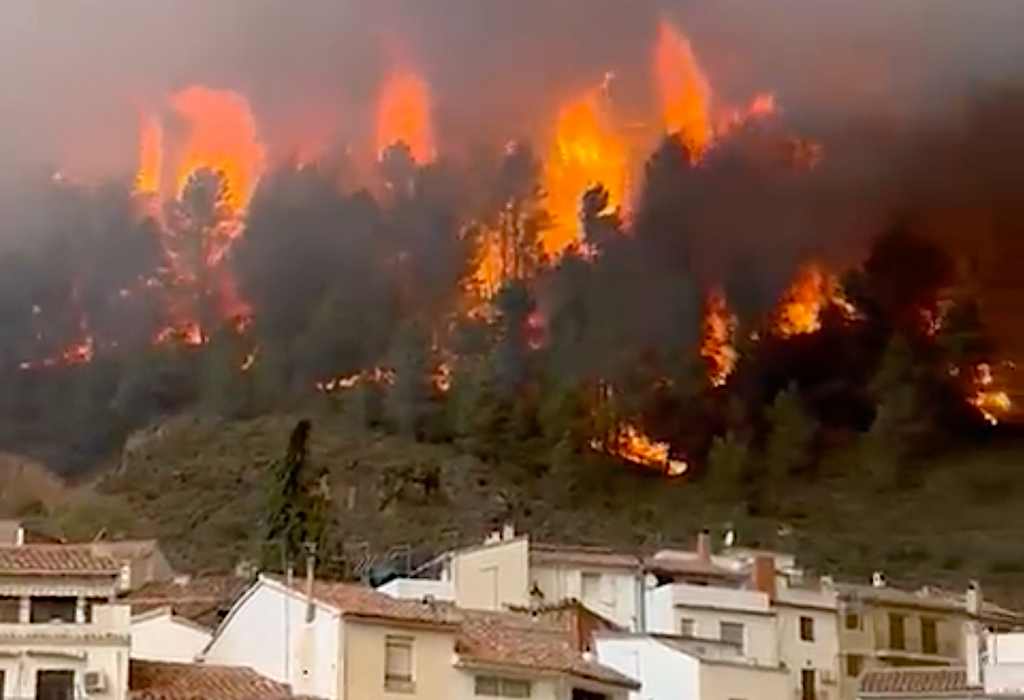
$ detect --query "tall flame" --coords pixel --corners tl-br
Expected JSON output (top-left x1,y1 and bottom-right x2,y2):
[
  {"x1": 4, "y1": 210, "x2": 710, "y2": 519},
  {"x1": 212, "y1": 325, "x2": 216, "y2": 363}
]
[
  {"x1": 168, "y1": 86, "x2": 266, "y2": 212},
  {"x1": 136, "y1": 111, "x2": 164, "y2": 196},
  {"x1": 375, "y1": 62, "x2": 434, "y2": 164},
  {"x1": 774, "y1": 263, "x2": 857, "y2": 337},
  {"x1": 655, "y1": 19, "x2": 714, "y2": 158},
  {"x1": 701, "y1": 287, "x2": 737, "y2": 387},
  {"x1": 544, "y1": 78, "x2": 629, "y2": 256}
]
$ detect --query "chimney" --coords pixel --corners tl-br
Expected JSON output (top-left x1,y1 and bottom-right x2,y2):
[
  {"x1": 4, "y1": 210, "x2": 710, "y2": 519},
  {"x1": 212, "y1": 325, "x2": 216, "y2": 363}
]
[
  {"x1": 696, "y1": 530, "x2": 712, "y2": 564},
  {"x1": 966, "y1": 580, "x2": 983, "y2": 687},
  {"x1": 872, "y1": 571, "x2": 886, "y2": 588},
  {"x1": 502, "y1": 523, "x2": 516, "y2": 541},
  {"x1": 750, "y1": 556, "x2": 776, "y2": 599}
]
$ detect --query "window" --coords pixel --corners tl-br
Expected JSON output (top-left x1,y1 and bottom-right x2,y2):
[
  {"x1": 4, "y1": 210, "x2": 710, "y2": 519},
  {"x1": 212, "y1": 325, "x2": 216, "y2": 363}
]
[
  {"x1": 30, "y1": 597, "x2": 76, "y2": 624},
  {"x1": 581, "y1": 573, "x2": 602, "y2": 601},
  {"x1": 888, "y1": 613, "x2": 906, "y2": 651},
  {"x1": 800, "y1": 668, "x2": 816, "y2": 700},
  {"x1": 921, "y1": 618, "x2": 938, "y2": 655},
  {"x1": 800, "y1": 616, "x2": 815, "y2": 642},
  {"x1": 680, "y1": 618, "x2": 696, "y2": 637},
  {"x1": 846, "y1": 654, "x2": 863, "y2": 678},
  {"x1": 475, "y1": 676, "x2": 532, "y2": 698},
  {"x1": 36, "y1": 670, "x2": 74, "y2": 700},
  {"x1": 1, "y1": 669, "x2": 5, "y2": 700},
  {"x1": 384, "y1": 636, "x2": 414, "y2": 692},
  {"x1": 845, "y1": 613, "x2": 860, "y2": 630},
  {"x1": 0, "y1": 597, "x2": 19, "y2": 623},
  {"x1": 720, "y1": 621, "x2": 745, "y2": 651}
]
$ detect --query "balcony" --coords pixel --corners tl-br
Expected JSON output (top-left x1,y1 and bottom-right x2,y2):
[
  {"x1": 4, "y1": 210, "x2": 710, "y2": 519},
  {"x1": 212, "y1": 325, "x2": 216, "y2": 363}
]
[
  {"x1": 0, "y1": 604, "x2": 130, "y2": 644},
  {"x1": 664, "y1": 582, "x2": 771, "y2": 614}
]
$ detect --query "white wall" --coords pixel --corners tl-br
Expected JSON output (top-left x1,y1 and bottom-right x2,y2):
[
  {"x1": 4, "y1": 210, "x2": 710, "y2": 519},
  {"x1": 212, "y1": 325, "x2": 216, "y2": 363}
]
[
  {"x1": 699, "y1": 661, "x2": 790, "y2": 700},
  {"x1": 775, "y1": 604, "x2": 840, "y2": 700},
  {"x1": 131, "y1": 612, "x2": 211, "y2": 662},
  {"x1": 376, "y1": 578, "x2": 454, "y2": 602},
  {"x1": 596, "y1": 635, "x2": 699, "y2": 700},
  {"x1": 451, "y1": 537, "x2": 530, "y2": 611},
  {"x1": 203, "y1": 579, "x2": 341, "y2": 700},
  {"x1": 532, "y1": 566, "x2": 640, "y2": 631}
]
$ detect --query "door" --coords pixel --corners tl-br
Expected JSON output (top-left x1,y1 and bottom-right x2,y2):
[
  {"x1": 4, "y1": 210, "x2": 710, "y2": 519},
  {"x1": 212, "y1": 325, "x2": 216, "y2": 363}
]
[{"x1": 36, "y1": 670, "x2": 75, "y2": 700}]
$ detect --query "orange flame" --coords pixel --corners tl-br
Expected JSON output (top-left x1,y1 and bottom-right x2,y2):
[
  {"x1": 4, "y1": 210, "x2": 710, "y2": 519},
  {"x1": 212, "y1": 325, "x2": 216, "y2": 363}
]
[
  {"x1": 375, "y1": 61, "x2": 434, "y2": 164},
  {"x1": 136, "y1": 111, "x2": 164, "y2": 196},
  {"x1": 168, "y1": 86, "x2": 266, "y2": 212},
  {"x1": 701, "y1": 287, "x2": 737, "y2": 387},
  {"x1": 773, "y1": 263, "x2": 858, "y2": 338},
  {"x1": 592, "y1": 424, "x2": 688, "y2": 477},
  {"x1": 970, "y1": 362, "x2": 1012, "y2": 425},
  {"x1": 544, "y1": 79, "x2": 629, "y2": 256}
]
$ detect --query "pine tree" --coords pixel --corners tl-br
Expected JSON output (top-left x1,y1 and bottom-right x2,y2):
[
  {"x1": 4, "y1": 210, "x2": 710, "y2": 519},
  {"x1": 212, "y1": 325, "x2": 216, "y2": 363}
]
[{"x1": 764, "y1": 384, "x2": 816, "y2": 484}]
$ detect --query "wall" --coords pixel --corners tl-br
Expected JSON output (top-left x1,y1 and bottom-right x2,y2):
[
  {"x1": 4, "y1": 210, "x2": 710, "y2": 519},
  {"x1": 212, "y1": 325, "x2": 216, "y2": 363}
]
[
  {"x1": 451, "y1": 537, "x2": 530, "y2": 611},
  {"x1": 775, "y1": 597, "x2": 840, "y2": 700},
  {"x1": 532, "y1": 565, "x2": 640, "y2": 631},
  {"x1": 595, "y1": 635, "x2": 698, "y2": 700},
  {"x1": 377, "y1": 578, "x2": 454, "y2": 602},
  {"x1": 699, "y1": 660, "x2": 790, "y2": 700},
  {"x1": 130, "y1": 612, "x2": 211, "y2": 662},
  {"x1": 452, "y1": 667, "x2": 562, "y2": 700},
  {"x1": 0, "y1": 603, "x2": 130, "y2": 700},
  {"x1": 203, "y1": 579, "x2": 341, "y2": 700},
  {"x1": 343, "y1": 618, "x2": 459, "y2": 700}
]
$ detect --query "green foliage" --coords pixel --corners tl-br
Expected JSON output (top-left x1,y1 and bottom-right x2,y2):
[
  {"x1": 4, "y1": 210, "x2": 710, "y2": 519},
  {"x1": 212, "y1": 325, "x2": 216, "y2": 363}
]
[{"x1": 764, "y1": 384, "x2": 816, "y2": 484}]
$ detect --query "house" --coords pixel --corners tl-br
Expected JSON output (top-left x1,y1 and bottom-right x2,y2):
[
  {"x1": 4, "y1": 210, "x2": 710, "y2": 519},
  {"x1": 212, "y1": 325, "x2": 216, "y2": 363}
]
[
  {"x1": 595, "y1": 630, "x2": 790, "y2": 700},
  {"x1": 407, "y1": 527, "x2": 645, "y2": 630},
  {"x1": 128, "y1": 659, "x2": 293, "y2": 700},
  {"x1": 646, "y1": 532, "x2": 841, "y2": 700},
  {"x1": 0, "y1": 543, "x2": 132, "y2": 700},
  {"x1": 838, "y1": 577, "x2": 1021, "y2": 700},
  {"x1": 89, "y1": 542, "x2": 175, "y2": 593},
  {"x1": 124, "y1": 576, "x2": 249, "y2": 663},
  {"x1": 0, "y1": 520, "x2": 63, "y2": 546},
  {"x1": 202, "y1": 573, "x2": 639, "y2": 700}
]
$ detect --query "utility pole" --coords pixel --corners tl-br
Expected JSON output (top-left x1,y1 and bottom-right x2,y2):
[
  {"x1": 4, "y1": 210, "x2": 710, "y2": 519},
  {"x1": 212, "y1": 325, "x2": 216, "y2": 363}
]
[{"x1": 304, "y1": 541, "x2": 317, "y2": 623}]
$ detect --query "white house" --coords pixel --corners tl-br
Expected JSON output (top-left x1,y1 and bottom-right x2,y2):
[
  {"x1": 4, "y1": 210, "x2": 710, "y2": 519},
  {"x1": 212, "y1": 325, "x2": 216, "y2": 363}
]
[
  {"x1": 128, "y1": 607, "x2": 212, "y2": 664},
  {"x1": 0, "y1": 543, "x2": 131, "y2": 700},
  {"x1": 202, "y1": 573, "x2": 638, "y2": 700},
  {"x1": 595, "y1": 630, "x2": 790, "y2": 700}
]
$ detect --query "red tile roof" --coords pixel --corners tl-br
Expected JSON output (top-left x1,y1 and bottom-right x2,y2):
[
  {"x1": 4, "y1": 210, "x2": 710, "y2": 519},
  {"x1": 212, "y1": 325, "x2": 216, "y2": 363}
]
[
  {"x1": 859, "y1": 668, "x2": 980, "y2": 696},
  {"x1": 276, "y1": 577, "x2": 458, "y2": 626},
  {"x1": 0, "y1": 544, "x2": 121, "y2": 575},
  {"x1": 530, "y1": 544, "x2": 640, "y2": 570},
  {"x1": 456, "y1": 610, "x2": 639, "y2": 689},
  {"x1": 129, "y1": 660, "x2": 291, "y2": 700},
  {"x1": 125, "y1": 577, "x2": 249, "y2": 629}
]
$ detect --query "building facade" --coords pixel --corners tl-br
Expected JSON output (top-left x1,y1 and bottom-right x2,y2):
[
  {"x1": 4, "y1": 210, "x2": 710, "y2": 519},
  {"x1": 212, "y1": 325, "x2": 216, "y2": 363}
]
[{"x1": 0, "y1": 544, "x2": 131, "y2": 700}]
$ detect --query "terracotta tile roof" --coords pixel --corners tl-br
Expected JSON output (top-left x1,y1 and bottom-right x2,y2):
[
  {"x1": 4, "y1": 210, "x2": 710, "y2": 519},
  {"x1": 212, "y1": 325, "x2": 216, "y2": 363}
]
[
  {"x1": 837, "y1": 583, "x2": 1023, "y2": 622},
  {"x1": 274, "y1": 576, "x2": 458, "y2": 626},
  {"x1": 530, "y1": 544, "x2": 640, "y2": 570},
  {"x1": 455, "y1": 610, "x2": 639, "y2": 689},
  {"x1": 0, "y1": 544, "x2": 121, "y2": 575},
  {"x1": 125, "y1": 577, "x2": 249, "y2": 629},
  {"x1": 129, "y1": 660, "x2": 292, "y2": 700},
  {"x1": 859, "y1": 667, "x2": 980, "y2": 696}
]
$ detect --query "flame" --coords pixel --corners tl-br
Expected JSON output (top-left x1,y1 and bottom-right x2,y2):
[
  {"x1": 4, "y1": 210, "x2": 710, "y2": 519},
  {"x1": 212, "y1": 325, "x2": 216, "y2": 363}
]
[
  {"x1": 168, "y1": 86, "x2": 266, "y2": 212},
  {"x1": 701, "y1": 287, "x2": 737, "y2": 387},
  {"x1": 316, "y1": 367, "x2": 395, "y2": 393},
  {"x1": 773, "y1": 264, "x2": 857, "y2": 338},
  {"x1": 375, "y1": 60, "x2": 434, "y2": 163},
  {"x1": 970, "y1": 362, "x2": 1012, "y2": 425},
  {"x1": 136, "y1": 111, "x2": 164, "y2": 196},
  {"x1": 654, "y1": 18, "x2": 778, "y2": 161},
  {"x1": 592, "y1": 424, "x2": 688, "y2": 477},
  {"x1": 544, "y1": 80, "x2": 629, "y2": 256}
]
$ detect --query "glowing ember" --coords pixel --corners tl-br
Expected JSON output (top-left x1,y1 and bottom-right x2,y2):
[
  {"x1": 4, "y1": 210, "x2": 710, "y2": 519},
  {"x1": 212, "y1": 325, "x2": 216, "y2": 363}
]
[
  {"x1": 375, "y1": 60, "x2": 434, "y2": 164},
  {"x1": 316, "y1": 367, "x2": 395, "y2": 393},
  {"x1": 970, "y1": 362, "x2": 1012, "y2": 425},
  {"x1": 773, "y1": 263, "x2": 858, "y2": 338},
  {"x1": 701, "y1": 287, "x2": 737, "y2": 387},
  {"x1": 592, "y1": 424, "x2": 688, "y2": 477}
]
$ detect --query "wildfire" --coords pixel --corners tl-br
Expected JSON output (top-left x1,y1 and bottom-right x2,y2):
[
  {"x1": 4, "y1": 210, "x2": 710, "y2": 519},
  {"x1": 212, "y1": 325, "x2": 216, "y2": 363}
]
[
  {"x1": 970, "y1": 362, "x2": 1013, "y2": 425},
  {"x1": 701, "y1": 287, "x2": 737, "y2": 387},
  {"x1": 136, "y1": 111, "x2": 164, "y2": 196},
  {"x1": 544, "y1": 79, "x2": 630, "y2": 256},
  {"x1": 316, "y1": 367, "x2": 395, "y2": 393},
  {"x1": 592, "y1": 424, "x2": 688, "y2": 477},
  {"x1": 773, "y1": 263, "x2": 858, "y2": 337},
  {"x1": 654, "y1": 18, "x2": 778, "y2": 161},
  {"x1": 375, "y1": 59, "x2": 434, "y2": 164}
]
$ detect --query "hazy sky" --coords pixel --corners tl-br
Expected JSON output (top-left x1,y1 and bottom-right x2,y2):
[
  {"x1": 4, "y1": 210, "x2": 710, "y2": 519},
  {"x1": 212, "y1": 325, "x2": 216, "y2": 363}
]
[{"x1": 0, "y1": 0, "x2": 1022, "y2": 179}]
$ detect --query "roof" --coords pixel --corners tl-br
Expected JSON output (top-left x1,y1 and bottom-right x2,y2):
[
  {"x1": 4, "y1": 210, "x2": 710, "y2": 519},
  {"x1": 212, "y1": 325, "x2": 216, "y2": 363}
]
[
  {"x1": 269, "y1": 575, "x2": 458, "y2": 627},
  {"x1": 0, "y1": 544, "x2": 121, "y2": 575},
  {"x1": 645, "y1": 550, "x2": 743, "y2": 579},
  {"x1": 859, "y1": 667, "x2": 981, "y2": 697},
  {"x1": 129, "y1": 660, "x2": 292, "y2": 700},
  {"x1": 455, "y1": 610, "x2": 639, "y2": 689},
  {"x1": 125, "y1": 576, "x2": 249, "y2": 629},
  {"x1": 837, "y1": 583, "x2": 1022, "y2": 622},
  {"x1": 529, "y1": 543, "x2": 640, "y2": 570}
]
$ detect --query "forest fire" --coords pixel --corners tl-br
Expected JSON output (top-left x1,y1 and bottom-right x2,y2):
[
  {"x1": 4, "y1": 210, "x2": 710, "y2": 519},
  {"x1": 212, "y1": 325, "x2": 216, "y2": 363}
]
[
  {"x1": 592, "y1": 424, "x2": 688, "y2": 477},
  {"x1": 773, "y1": 264, "x2": 858, "y2": 337},
  {"x1": 970, "y1": 362, "x2": 1012, "y2": 425},
  {"x1": 701, "y1": 288, "x2": 737, "y2": 387},
  {"x1": 375, "y1": 59, "x2": 434, "y2": 163}
]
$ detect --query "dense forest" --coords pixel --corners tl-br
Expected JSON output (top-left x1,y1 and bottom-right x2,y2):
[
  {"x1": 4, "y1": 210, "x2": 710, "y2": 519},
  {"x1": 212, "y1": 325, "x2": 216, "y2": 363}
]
[{"x1": 0, "y1": 87, "x2": 1022, "y2": 581}]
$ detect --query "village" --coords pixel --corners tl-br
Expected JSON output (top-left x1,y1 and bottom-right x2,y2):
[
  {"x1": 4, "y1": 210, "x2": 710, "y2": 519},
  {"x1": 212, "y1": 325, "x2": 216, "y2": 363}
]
[{"x1": 0, "y1": 519, "x2": 1021, "y2": 700}]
